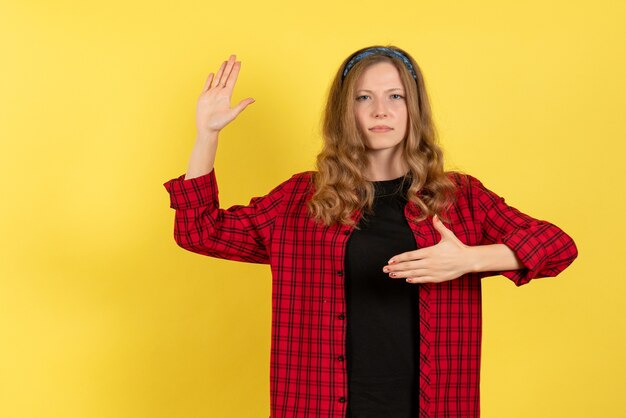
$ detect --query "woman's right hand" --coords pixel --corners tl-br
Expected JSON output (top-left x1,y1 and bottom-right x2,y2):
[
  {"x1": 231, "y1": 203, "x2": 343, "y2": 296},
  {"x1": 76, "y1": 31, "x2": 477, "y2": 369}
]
[{"x1": 196, "y1": 54, "x2": 255, "y2": 136}]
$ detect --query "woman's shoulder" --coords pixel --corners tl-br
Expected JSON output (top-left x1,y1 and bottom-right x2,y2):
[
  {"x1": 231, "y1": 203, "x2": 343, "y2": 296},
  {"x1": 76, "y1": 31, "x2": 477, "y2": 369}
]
[
  {"x1": 443, "y1": 170, "x2": 504, "y2": 208},
  {"x1": 443, "y1": 170, "x2": 493, "y2": 202},
  {"x1": 283, "y1": 170, "x2": 315, "y2": 187},
  {"x1": 445, "y1": 170, "x2": 484, "y2": 189},
  {"x1": 289, "y1": 170, "x2": 316, "y2": 182},
  {"x1": 267, "y1": 170, "x2": 316, "y2": 197}
]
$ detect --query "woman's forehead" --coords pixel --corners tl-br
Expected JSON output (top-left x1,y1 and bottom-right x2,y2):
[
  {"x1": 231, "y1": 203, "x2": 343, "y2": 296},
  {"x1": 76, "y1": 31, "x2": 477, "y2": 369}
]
[{"x1": 356, "y1": 62, "x2": 404, "y2": 89}]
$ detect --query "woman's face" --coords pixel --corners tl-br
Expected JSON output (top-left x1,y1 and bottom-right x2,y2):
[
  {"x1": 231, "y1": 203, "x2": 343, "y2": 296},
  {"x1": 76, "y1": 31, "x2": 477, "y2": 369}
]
[{"x1": 353, "y1": 61, "x2": 408, "y2": 153}]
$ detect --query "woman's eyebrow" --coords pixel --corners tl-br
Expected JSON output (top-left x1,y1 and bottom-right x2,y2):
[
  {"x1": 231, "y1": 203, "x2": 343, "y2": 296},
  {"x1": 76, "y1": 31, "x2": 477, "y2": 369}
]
[{"x1": 356, "y1": 88, "x2": 405, "y2": 93}]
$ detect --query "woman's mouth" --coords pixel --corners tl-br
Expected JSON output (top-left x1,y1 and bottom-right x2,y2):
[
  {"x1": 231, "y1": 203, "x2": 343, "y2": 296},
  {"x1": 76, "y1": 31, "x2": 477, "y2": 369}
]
[{"x1": 369, "y1": 125, "x2": 393, "y2": 132}]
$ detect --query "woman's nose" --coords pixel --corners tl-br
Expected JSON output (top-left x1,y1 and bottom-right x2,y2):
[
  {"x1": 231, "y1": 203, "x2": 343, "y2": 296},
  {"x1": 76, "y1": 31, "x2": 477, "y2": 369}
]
[{"x1": 373, "y1": 100, "x2": 388, "y2": 118}]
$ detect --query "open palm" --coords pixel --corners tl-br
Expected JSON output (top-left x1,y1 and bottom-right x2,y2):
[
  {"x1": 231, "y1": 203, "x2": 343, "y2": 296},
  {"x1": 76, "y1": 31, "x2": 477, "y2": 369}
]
[{"x1": 196, "y1": 54, "x2": 255, "y2": 135}]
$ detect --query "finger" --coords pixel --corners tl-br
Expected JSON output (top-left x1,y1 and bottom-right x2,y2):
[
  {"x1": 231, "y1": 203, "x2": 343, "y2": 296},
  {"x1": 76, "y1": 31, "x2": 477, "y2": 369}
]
[
  {"x1": 383, "y1": 257, "x2": 428, "y2": 273},
  {"x1": 388, "y1": 268, "x2": 429, "y2": 279},
  {"x1": 223, "y1": 61, "x2": 241, "y2": 92},
  {"x1": 212, "y1": 60, "x2": 228, "y2": 89},
  {"x1": 387, "y1": 247, "x2": 430, "y2": 265},
  {"x1": 385, "y1": 259, "x2": 428, "y2": 273},
  {"x1": 220, "y1": 54, "x2": 237, "y2": 88},
  {"x1": 202, "y1": 73, "x2": 214, "y2": 92},
  {"x1": 433, "y1": 214, "x2": 455, "y2": 240},
  {"x1": 406, "y1": 276, "x2": 436, "y2": 284},
  {"x1": 232, "y1": 97, "x2": 255, "y2": 115}
]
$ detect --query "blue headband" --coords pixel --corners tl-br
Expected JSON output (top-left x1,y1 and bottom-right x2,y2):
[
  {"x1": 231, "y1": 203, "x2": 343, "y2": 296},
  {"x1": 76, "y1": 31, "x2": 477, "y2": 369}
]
[{"x1": 341, "y1": 47, "x2": 418, "y2": 81}]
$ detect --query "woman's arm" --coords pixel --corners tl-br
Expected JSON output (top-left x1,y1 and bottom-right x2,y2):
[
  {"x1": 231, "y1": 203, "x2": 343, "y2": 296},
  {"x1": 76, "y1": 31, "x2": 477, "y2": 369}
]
[
  {"x1": 164, "y1": 168, "x2": 288, "y2": 264},
  {"x1": 383, "y1": 176, "x2": 578, "y2": 286},
  {"x1": 470, "y1": 175, "x2": 579, "y2": 286},
  {"x1": 384, "y1": 216, "x2": 527, "y2": 284},
  {"x1": 185, "y1": 131, "x2": 219, "y2": 180},
  {"x1": 467, "y1": 243, "x2": 525, "y2": 273},
  {"x1": 164, "y1": 54, "x2": 277, "y2": 264}
]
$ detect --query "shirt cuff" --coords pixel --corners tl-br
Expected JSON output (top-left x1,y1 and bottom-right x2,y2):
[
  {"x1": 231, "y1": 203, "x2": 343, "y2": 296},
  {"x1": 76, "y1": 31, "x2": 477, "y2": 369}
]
[
  {"x1": 498, "y1": 225, "x2": 548, "y2": 286},
  {"x1": 163, "y1": 168, "x2": 219, "y2": 210}
]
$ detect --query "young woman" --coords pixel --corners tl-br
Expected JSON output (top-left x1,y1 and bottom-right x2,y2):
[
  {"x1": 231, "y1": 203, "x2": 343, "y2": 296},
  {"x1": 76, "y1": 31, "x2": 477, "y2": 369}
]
[{"x1": 164, "y1": 46, "x2": 578, "y2": 418}]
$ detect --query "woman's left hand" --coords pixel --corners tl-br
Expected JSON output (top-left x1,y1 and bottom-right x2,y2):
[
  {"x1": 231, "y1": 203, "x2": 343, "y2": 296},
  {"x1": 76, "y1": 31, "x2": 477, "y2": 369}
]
[{"x1": 383, "y1": 214, "x2": 473, "y2": 284}]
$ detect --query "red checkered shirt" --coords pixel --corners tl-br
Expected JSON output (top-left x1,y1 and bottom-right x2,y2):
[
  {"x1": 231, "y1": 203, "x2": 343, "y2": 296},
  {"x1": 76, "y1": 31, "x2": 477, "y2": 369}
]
[{"x1": 163, "y1": 168, "x2": 578, "y2": 418}]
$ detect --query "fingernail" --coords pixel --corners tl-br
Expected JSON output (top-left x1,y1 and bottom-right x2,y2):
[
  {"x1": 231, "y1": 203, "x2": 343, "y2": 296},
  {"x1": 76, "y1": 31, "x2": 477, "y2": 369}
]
[{"x1": 388, "y1": 259, "x2": 395, "y2": 264}]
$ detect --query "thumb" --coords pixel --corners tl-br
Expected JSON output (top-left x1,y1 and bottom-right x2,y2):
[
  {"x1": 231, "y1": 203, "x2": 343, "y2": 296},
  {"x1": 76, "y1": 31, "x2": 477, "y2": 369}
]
[
  {"x1": 233, "y1": 97, "x2": 255, "y2": 115},
  {"x1": 433, "y1": 214, "x2": 454, "y2": 241}
]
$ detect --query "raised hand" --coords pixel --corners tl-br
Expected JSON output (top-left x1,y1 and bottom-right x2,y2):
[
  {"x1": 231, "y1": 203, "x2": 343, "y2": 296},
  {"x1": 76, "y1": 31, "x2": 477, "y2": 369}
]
[{"x1": 196, "y1": 54, "x2": 255, "y2": 136}]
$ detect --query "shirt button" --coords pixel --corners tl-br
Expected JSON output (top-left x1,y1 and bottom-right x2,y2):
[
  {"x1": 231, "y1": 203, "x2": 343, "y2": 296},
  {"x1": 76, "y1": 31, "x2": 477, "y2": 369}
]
[
  {"x1": 337, "y1": 270, "x2": 343, "y2": 276},
  {"x1": 338, "y1": 313, "x2": 345, "y2": 320},
  {"x1": 339, "y1": 397, "x2": 346, "y2": 403},
  {"x1": 337, "y1": 355, "x2": 344, "y2": 361}
]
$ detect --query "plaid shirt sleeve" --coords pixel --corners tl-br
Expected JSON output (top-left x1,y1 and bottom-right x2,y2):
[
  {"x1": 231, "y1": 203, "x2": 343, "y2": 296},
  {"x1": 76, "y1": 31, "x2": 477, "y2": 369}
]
[
  {"x1": 467, "y1": 174, "x2": 578, "y2": 286},
  {"x1": 163, "y1": 168, "x2": 288, "y2": 264}
]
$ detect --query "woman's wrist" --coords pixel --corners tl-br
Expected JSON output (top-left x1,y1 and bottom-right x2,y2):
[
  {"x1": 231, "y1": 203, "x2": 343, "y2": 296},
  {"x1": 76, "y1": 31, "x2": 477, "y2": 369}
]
[
  {"x1": 184, "y1": 131, "x2": 220, "y2": 180},
  {"x1": 466, "y1": 244, "x2": 524, "y2": 274},
  {"x1": 196, "y1": 130, "x2": 219, "y2": 143}
]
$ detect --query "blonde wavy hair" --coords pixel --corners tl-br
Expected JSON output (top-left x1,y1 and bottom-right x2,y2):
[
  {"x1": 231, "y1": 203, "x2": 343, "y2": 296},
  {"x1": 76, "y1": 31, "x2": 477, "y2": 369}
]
[{"x1": 307, "y1": 45, "x2": 461, "y2": 228}]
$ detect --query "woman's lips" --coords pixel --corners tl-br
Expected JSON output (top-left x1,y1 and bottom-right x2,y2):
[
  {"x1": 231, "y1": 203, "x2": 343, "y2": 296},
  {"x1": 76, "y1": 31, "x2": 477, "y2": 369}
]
[{"x1": 369, "y1": 126, "x2": 393, "y2": 132}]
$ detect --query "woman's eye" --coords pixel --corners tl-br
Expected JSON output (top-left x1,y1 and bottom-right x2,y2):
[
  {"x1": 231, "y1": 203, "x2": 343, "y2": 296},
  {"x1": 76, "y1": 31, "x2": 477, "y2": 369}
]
[
  {"x1": 356, "y1": 95, "x2": 369, "y2": 101},
  {"x1": 391, "y1": 94, "x2": 404, "y2": 99}
]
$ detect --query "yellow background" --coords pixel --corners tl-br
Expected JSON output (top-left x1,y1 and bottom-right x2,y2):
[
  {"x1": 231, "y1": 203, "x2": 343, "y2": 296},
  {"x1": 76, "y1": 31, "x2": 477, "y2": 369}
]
[{"x1": 1, "y1": 1, "x2": 624, "y2": 417}]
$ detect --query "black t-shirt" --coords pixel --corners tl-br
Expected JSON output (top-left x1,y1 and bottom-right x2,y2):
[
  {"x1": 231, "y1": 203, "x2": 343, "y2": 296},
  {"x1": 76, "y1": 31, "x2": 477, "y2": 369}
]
[{"x1": 344, "y1": 174, "x2": 420, "y2": 418}]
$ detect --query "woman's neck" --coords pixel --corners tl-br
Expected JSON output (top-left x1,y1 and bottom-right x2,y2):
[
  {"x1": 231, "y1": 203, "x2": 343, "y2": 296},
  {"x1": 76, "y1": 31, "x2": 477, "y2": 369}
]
[{"x1": 364, "y1": 149, "x2": 408, "y2": 181}]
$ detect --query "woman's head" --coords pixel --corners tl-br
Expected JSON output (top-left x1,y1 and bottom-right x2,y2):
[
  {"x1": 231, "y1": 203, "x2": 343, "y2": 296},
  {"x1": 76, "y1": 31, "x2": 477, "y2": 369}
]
[
  {"x1": 323, "y1": 45, "x2": 434, "y2": 165},
  {"x1": 308, "y1": 45, "x2": 458, "y2": 227}
]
